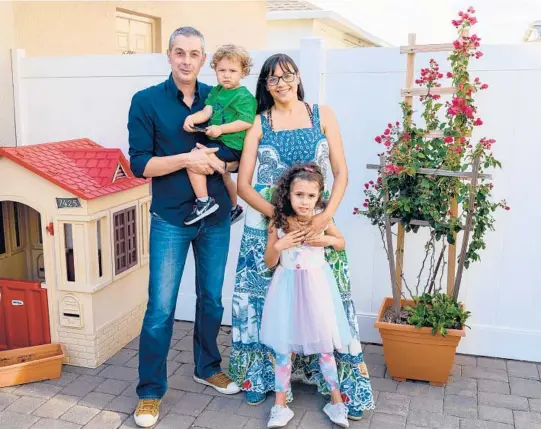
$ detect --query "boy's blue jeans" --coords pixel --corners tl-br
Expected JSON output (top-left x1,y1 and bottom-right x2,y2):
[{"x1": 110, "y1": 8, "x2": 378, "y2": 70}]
[{"x1": 136, "y1": 213, "x2": 231, "y2": 399}]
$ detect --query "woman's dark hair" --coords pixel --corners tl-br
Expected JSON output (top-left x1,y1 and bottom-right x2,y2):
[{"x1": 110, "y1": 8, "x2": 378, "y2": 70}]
[
  {"x1": 271, "y1": 162, "x2": 325, "y2": 230},
  {"x1": 255, "y1": 54, "x2": 305, "y2": 114}
]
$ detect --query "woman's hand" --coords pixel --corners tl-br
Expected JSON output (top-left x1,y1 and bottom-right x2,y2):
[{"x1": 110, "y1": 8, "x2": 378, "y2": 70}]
[
  {"x1": 304, "y1": 211, "x2": 332, "y2": 240},
  {"x1": 304, "y1": 234, "x2": 335, "y2": 248},
  {"x1": 274, "y1": 230, "x2": 306, "y2": 252}
]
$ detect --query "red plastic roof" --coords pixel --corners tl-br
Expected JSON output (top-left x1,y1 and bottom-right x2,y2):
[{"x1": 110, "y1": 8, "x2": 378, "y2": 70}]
[{"x1": 0, "y1": 139, "x2": 149, "y2": 200}]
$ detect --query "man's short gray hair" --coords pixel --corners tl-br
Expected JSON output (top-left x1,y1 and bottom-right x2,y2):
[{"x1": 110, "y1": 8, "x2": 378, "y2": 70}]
[{"x1": 168, "y1": 26, "x2": 206, "y2": 52}]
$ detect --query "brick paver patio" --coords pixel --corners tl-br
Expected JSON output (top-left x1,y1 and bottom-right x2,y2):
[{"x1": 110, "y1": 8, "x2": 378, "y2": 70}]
[{"x1": 1, "y1": 321, "x2": 540, "y2": 429}]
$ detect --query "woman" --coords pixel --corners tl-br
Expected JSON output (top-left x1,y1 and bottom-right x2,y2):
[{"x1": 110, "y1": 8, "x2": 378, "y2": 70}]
[{"x1": 228, "y1": 54, "x2": 374, "y2": 419}]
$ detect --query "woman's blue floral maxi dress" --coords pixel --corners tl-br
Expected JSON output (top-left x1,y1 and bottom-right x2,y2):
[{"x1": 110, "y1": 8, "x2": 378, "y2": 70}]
[{"x1": 228, "y1": 105, "x2": 375, "y2": 414}]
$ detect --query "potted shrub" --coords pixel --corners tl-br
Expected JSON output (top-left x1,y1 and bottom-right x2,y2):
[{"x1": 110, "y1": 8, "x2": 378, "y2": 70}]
[{"x1": 355, "y1": 7, "x2": 509, "y2": 385}]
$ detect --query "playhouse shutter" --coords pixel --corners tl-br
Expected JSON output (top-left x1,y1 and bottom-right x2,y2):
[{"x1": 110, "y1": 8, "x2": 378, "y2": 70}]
[{"x1": 113, "y1": 207, "x2": 138, "y2": 275}]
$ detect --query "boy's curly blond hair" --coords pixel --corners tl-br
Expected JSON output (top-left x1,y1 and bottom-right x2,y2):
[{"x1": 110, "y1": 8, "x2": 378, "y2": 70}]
[{"x1": 211, "y1": 44, "x2": 253, "y2": 76}]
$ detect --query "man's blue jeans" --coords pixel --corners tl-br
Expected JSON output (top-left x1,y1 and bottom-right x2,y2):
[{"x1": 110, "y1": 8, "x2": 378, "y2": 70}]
[{"x1": 136, "y1": 213, "x2": 231, "y2": 399}]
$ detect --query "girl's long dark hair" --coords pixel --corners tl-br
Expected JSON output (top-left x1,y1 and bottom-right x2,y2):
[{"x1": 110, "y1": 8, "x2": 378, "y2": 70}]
[
  {"x1": 271, "y1": 162, "x2": 325, "y2": 231},
  {"x1": 255, "y1": 54, "x2": 305, "y2": 114}
]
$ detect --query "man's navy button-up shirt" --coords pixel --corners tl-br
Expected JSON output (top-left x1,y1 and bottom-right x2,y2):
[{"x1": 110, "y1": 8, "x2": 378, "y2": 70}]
[{"x1": 128, "y1": 73, "x2": 232, "y2": 227}]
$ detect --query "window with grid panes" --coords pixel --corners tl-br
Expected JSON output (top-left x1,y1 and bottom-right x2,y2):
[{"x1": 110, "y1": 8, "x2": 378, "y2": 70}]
[{"x1": 113, "y1": 207, "x2": 137, "y2": 274}]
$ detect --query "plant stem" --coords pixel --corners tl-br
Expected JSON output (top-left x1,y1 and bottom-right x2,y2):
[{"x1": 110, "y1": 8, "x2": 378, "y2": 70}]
[
  {"x1": 453, "y1": 154, "x2": 481, "y2": 301},
  {"x1": 428, "y1": 244, "x2": 446, "y2": 294},
  {"x1": 381, "y1": 156, "x2": 402, "y2": 320}
]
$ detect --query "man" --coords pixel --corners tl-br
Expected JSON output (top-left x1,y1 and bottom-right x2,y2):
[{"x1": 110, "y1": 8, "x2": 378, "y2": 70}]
[{"x1": 128, "y1": 26, "x2": 240, "y2": 428}]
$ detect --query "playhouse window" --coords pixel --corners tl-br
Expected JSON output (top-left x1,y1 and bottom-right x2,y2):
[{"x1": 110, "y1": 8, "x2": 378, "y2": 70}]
[
  {"x1": 97, "y1": 219, "x2": 103, "y2": 278},
  {"x1": 64, "y1": 224, "x2": 75, "y2": 282},
  {"x1": 114, "y1": 206, "x2": 137, "y2": 275}
]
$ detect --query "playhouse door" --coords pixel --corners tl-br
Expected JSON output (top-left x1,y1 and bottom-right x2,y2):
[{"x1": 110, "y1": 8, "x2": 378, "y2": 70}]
[
  {"x1": 0, "y1": 278, "x2": 51, "y2": 350},
  {"x1": 0, "y1": 289, "x2": 6, "y2": 351}
]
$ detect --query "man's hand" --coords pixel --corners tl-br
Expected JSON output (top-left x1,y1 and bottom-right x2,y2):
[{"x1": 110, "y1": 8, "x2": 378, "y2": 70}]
[
  {"x1": 194, "y1": 143, "x2": 234, "y2": 175},
  {"x1": 186, "y1": 147, "x2": 225, "y2": 175},
  {"x1": 196, "y1": 143, "x2": 239, "y2": 174},
  {"x1": 206, "y1": 125, "x2": 223, "y2": 138},
  {"x1": 184, "y1": 115, "x2": 196, "y2": 133}
]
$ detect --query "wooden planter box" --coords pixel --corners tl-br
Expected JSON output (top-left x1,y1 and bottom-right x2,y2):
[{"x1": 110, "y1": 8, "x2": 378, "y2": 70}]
[
  {"x1": 375, "y1": 297, "x2": 466, "y2": 386},
  {"x1": 0, "y1": 344, "x2": 64, "y2": 388}
]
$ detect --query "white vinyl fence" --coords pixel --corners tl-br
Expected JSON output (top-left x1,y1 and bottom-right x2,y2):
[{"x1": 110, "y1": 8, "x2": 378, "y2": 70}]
[{"x1": 11, "y1": 38, "x2": 541, "y2": 362}]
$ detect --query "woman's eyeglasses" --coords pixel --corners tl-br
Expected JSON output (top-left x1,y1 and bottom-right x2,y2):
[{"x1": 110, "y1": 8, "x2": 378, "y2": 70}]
[{"x1": 266, "y1": 73, "x2": 296, "y2": 86}]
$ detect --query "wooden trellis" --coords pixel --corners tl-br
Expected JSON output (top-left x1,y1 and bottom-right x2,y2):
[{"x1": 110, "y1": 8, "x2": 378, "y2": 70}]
[{"x1": 367, "y1": 33, "x2": 493, "y2": 307}]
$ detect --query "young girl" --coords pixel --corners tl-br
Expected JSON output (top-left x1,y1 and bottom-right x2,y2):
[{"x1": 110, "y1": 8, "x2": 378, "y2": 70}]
[
  {"x1": 260, "y1": 163, "x2": 361, "y2": 428},
  {"x1": 184, "y1": 44, "x2": 257, "y2": 226}
]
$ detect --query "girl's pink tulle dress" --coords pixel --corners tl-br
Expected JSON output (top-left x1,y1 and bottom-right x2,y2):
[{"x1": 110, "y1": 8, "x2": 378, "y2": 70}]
[{"x1": 260, "y1": 229, "x2": 361, "y2": 356}]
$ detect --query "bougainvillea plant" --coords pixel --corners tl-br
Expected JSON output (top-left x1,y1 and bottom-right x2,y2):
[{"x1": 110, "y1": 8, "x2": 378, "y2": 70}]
[{"x1": 355, "y1": 7, "x2": 509, "y2": 322}]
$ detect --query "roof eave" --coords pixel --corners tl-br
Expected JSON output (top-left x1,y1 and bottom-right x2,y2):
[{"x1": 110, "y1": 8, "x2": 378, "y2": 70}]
[{"x1": 267, "y1": 10, "x2": 392, "y2": 47}]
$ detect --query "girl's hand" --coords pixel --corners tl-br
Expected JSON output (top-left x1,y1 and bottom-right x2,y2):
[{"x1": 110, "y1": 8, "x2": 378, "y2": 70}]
[
  {"x1": 206, "y1": 125, "x2": 223, "y2": 138},
  {"x1": 304, "y1": 211, "x2": 332, "y2": 240},
  {"x1": 275, "y1": 230, "x2": 306, "y2": 251},
  {"x1": 304, "y1": 234, "x2": 335, "y2": 248}
]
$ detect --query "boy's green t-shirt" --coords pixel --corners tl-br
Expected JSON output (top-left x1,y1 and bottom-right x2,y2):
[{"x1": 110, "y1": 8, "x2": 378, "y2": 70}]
[{"x1": 205, "y1": 84, "x2": 257, "y2": 151}]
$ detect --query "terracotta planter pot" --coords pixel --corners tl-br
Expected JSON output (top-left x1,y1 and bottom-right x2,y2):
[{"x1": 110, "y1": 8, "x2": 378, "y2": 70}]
[
  {"x1": 0, "y1": 344, "x2": 64, "y2": 388},
  {"x1": 374, "y1": 297, "x2": 466, "y2": 386}
]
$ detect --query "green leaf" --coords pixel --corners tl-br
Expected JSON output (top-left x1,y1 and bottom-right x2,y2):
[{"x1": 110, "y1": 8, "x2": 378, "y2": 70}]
[{"x1": 407, "y1": 292, "x2": 470, "y2": 336}]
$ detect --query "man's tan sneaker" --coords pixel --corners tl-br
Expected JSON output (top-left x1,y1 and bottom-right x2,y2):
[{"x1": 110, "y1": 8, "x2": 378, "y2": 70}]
[
  {"x1": 134, "y1": 398, "x2": 161, "y2": 427},
  {"x1": 193, "y1": 372, "x2": 240, "y2": 394}
]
